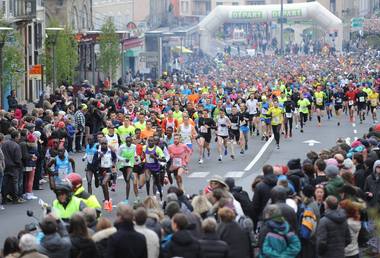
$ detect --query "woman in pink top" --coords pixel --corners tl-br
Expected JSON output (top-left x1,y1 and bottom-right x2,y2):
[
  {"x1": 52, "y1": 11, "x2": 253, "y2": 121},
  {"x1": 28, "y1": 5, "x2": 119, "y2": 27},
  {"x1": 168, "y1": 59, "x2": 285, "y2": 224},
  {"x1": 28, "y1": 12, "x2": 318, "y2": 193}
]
[{"x1": 168, "y1": 134, "x2": 191, "y2": 191}]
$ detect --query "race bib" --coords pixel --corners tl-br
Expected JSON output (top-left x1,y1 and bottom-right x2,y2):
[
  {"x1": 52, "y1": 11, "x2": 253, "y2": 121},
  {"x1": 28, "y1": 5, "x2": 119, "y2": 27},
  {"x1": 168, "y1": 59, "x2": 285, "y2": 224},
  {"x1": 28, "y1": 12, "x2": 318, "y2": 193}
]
[
  {"x1": 336, "y1": 98, "x2": 342, "y2": 104},
  {"x1": 285, "y1": 113, "x2": 292, "y2": 118},
  {"x1": 173, "y1": 158, "x2": 182, "y2": 168},
  {"x1": 101, "y1": 155, "x2": 112, "y2": 168},
  {"x1": 58, "y1": 167, "x2": 68, "y2": 178},
  {"x1": 86, "y1": 154, "x2": 94, "y2": 163},
  {"x1": 146, "y1": 155, "x2": 155, "y2": 164},
  {"x1": 261, "y1": 108, "x2": 267, "y2": 115},
  {"x1": 359, "y1": 96, "x2": 365, "y2": 102},
  {"x1": 316, "y1": 98, "x2": 323, "y2": 105},
  {"x1": 200, "y1": 126, "x2": 207, "y2": 133},
  {"x1": 231, "y1": 122, "x2": 238, "y2": 130},
  {"x1": 273, "y1": 116, "x2": 280, "y2": 124},
  {"x1": 348, "y1": 100, "x2": 354, "y2": 105},
  {"x1": 371, "y1": 99, "x2": 377, "y2": 106}
]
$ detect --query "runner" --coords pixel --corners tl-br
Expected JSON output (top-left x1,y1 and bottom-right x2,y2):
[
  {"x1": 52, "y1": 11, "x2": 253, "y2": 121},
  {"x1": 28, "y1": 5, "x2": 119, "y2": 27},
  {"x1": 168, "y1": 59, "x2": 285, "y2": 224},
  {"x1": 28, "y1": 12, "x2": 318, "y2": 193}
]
[
  {"x1": 168, "y1": 134, "x2": 192, "y2": 191},
  {"x1": 314, "y1": 86, "x2": 326, "y2": 127},
  {"x1": 355, "y1": 86, "x2": 368, "y2": 124},
  {"x1": 283, "y1": 95, "x2": 295, "y2": 138},
  {"x1": 333, "y1": 87, "x2": 345, "y2": 126},
  {"x1": 246, "y1": 93, "x2": 259, "y2": 136},
  {"x1": 260, "y1": 96, "x2": 271, "y2": 141},
  {"x1": 268, "y1": 99, "x2": 284, "y2": 149},
  {"x1": 92, "y1": 139, "x2": 117, "y2": 211},
  {"x1": 82, "y1": 134, "x2": 101, "y2": 194},
  {"x1": 47, "y1": 146, "x2": 75, "y2": 190},
  {"x1": 297, "y1": 94, "x2": 310, "y2": 133},
  {"x1": 368, "y1": 89, "x2": 379, "y2": 123},
  {"x1": 216, "y1": 109, "x2": 231, "y2": 162},
  {"x1": 117, "y1": 136, "x2": 137, "y2": 204},
  {"x1": 345, "y1": 86, "x2": 356, "y2": 122},
  {"x1": 196, "y1": 109, "x2": 215, "y2": 163},
  {"x1": 177, "y1": 114, "x2": 197, "y2": 151}
]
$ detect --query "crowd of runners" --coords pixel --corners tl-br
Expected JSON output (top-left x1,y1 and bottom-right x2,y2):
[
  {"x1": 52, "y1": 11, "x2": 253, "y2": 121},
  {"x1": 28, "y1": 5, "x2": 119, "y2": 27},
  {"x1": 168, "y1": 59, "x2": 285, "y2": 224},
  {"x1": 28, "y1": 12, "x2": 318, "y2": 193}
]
[{"x1": 0, "y1": 47, "x2": 379, "y2": 258}]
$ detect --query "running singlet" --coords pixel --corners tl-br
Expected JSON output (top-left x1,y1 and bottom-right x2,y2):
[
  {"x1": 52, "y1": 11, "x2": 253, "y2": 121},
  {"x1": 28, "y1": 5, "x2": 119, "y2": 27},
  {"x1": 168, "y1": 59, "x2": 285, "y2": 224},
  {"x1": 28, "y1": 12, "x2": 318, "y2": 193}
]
[
  {"x1": 246, "y1": 99, "x2": 258, "y2": 115},
  {"x1": 106, "y1": 134, "x2": 119, "y2": 151},
  {"x1": 314, "y1": 92, "x2": 325, "y2": 106},
  {"x1": 168, "y1": 144, "x2": 191, "y2": 169},
  {"x1": 180, "y1": 124, "x2": 193, "y2": 145},
  {"x1": 117, "y1": 125, "x2": 135, "y2": 142},
  {"x1": 297, "y1": 99, "x2": 310, "y2": 114},
  {"x1": 55, "y1": 156, "x2": 72, "y2": 182},
  {"x1": 217, "y1": 117, "x2": 229, "y2": 136},
  {"x1": 118, "y1": 144, "x2": 136, "y2": 167}
]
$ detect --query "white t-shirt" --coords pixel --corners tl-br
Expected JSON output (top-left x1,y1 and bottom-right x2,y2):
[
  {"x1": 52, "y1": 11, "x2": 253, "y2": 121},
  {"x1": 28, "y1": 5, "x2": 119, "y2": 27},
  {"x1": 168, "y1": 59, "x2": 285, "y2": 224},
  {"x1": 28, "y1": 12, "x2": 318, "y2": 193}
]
[{"x1": 246, "y1": 99, "x2": 258, "y2": 115}]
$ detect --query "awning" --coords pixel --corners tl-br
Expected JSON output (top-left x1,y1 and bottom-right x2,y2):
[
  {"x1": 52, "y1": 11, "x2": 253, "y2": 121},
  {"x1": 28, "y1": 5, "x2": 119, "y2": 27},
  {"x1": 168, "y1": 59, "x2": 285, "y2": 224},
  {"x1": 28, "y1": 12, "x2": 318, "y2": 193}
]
[{"x1": 172, "y1": 46, "x2": 193, "y2": 54}]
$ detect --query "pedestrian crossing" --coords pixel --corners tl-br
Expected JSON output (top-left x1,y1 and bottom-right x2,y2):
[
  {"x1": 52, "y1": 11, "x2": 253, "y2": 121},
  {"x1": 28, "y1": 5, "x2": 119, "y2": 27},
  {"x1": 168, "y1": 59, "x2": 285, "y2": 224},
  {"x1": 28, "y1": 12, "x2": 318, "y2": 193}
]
[
  {"x1": 187, "y1": 171, "x2": 246, "y2": 179},
  {"x1": 82, "y1": 171, "x2": 247, "y2": 182}
]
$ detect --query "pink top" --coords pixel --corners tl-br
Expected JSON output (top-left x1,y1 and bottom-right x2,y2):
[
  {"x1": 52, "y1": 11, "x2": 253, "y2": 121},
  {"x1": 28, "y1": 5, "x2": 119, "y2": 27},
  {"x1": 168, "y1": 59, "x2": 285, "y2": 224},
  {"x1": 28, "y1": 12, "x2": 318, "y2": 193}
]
[{"x1": 168, "y1": 143, "x2": 191, "y2": 166}]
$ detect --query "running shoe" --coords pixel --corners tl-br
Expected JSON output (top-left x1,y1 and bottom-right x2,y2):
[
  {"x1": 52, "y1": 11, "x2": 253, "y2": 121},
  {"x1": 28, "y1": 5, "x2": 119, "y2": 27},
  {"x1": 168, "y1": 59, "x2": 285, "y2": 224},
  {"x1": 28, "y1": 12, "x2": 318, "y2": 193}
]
[
  {"x1": 123, "y1": 199, "x2": 129, "y2": 205},
  {"x1": 231, "y1": 155, "x2": 235, "y2": 160},
  {"x1": 218, "y1": 155, "x2": 222, "y2": 162},
  {"x1": 199, "y1": 159, "x2": 204, "y2": 164},
  {"x1": 103, "y1": 200, "x2": 109, "y2": 211},
  {"x1": 240, "y1": 150, "x2": 244, "y2": 154},
  {"x1": 108, "y1": 199, "x2": 113, "y2": 212},
  {"x1": 276, "y1": 144, "x2": 280, "y2": 149}
]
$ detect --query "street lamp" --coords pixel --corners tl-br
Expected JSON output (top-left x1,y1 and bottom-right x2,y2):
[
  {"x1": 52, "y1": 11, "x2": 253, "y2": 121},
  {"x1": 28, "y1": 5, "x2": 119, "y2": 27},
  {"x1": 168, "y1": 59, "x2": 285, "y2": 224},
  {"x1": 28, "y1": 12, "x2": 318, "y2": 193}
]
[
  {"x1": 116, "y1": 31, "x2": 128, "y2": 87},
  {"x1": 45, "y1": 27, "x2": 64, "y2": 90},
  {"x1": 0, "y1": 27, "x2": 13, "y2": 109}
]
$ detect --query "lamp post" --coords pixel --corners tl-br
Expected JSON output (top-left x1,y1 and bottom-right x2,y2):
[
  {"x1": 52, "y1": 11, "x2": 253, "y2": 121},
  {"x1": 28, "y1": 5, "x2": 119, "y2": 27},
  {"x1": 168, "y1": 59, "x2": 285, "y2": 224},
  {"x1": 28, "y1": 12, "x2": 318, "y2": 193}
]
[
  {"x1": 0, "y1": 27, "x2": 13, "y2": 109},
  {"x1": 116, "y1": 31, "x2": 128, "y2": 87},
  {"x1": 45, "y1": 27, "x2": 64, "y2": 90}
]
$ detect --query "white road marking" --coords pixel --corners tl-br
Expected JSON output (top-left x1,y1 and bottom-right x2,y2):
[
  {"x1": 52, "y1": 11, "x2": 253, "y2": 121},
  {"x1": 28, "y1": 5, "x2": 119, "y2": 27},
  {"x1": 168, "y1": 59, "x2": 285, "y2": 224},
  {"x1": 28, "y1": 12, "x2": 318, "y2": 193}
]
[
  {"x1": 352, "y1": 123, "x2": 356, "y2": 127},
  {"x1": 188, "y1": 172, "x2": 210, "y2": 178},
  {"x1": 224, "y1": 171, "x2": 245, "y2": 178},
  {"x1": 353, "y1": 129, "x2": 357, "y2": 134},
  {"x1": 244, "y1": 135, "x2": 274, "y2": 171},
  {"x1": 303, "y1": 139, "x2": 321, "y2": 146}
]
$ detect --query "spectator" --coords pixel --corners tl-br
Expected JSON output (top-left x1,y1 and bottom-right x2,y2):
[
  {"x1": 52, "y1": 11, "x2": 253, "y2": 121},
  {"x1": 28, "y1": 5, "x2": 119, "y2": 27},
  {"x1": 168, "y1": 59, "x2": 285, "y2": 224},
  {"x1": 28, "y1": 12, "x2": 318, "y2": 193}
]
[
  {"x1": 107, "y1": 204, "x2": 147, "y2": 258},
  {"x1": 250, "y1": 165, "x2": 277, "y2": 228},
  {"x1": 325, "y1": 165, "x2": 344, "y2": 199},
  {"x1": 134, "y1": 207, "x2": 160, "y2": 258},
  {"x1": 92, "y1": 217, "x2": 116, "y2": 258},
  {"x1": 38, "y1": 215, "x2": 72, "y2": 258},
  {"x1": 217, "y1": 207, "x2": 251, "y2": 258},
  {"x1": 364, "y1": 160, "x2": 380, "y2": 208},
  {"x1": 340, "y1": 199, "x2": 361, "y2": 258},
  {"x1": 259, "y1": 204, "x2": 301, "y2": 258},
  {"x1": 191, "y1": 194, "x2": 212, "y2": 219},
  {"x1": 2, "y1": 236, "x2": 20, "y2": 258},
  {"x1": 7, "y1": 90, "x2": 18, "y2": 111},
  {"x1": 316, "y1": 196, "x2": 351, "y2": 258},
  {"x1": 199, "y1": 217, "x2": 229, "y2": 258},
  {"x1": 167, "y1": 213, "x2": 202, "y2": 258},
  {"x1": 18, "y1": 233, "x2": 48, "y2": 258},
  {"x1": 1, "y1": 130, "x2": 24, "y2": 204},
  {"x1": 69, "y1": 213, "x2": 99, "y2": 258}
]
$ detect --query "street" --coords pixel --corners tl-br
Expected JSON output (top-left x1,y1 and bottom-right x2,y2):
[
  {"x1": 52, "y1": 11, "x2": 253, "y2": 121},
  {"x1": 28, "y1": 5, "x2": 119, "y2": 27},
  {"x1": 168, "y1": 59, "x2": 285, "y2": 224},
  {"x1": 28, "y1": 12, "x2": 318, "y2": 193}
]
[{"x1": 0, "y1": 113, "x2": 371, "y2": 244}]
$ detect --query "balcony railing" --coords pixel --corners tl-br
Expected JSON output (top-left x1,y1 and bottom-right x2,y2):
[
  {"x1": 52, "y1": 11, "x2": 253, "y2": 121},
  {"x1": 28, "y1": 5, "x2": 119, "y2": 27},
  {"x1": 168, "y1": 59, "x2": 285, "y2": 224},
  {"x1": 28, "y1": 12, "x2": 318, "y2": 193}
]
[{"x1": 10, "y1": 0, "x2": 36, "y2": 20}]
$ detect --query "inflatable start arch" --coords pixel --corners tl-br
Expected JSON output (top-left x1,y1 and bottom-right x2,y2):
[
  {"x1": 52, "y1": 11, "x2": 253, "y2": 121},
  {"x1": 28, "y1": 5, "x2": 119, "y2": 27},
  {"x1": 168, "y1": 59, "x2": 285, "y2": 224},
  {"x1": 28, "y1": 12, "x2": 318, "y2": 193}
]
[{"x1": 198, "y1": 1, "x2": 343, "y2": 54}]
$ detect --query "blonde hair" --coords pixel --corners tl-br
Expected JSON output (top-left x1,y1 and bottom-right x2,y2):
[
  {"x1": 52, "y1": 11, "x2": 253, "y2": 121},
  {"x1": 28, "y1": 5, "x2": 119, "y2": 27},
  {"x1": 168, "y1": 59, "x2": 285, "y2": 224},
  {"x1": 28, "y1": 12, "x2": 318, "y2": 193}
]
[
  {"x1": 143, "y1": 196, "x2": 161, "y2": 210},
  {"x1": 192, "y1": 195, "x2": 212, "y2": 215}
]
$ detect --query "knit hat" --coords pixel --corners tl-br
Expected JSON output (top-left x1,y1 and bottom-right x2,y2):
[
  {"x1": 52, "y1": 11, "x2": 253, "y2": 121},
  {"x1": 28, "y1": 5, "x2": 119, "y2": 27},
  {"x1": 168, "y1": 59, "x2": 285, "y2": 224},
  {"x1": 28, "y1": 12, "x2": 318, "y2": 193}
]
[
  {"x1": 302, "y1": 184, "x2": 315, "y2": 198},
  {"x1": 325, "y1": 165, "x2": 339, "y2": 178},
  {"x1": 287, "y1": 158, "x2": 301, "y2": 170},
  {"x1": 27, "y1": 133, "x2": 36, "y2": 143},
  {"x1": 32, "y1": 131, "x2": 41, "y2": 139},
  {"x1": 343, "y1": 158, "x2": 354, "y2": 170},
  {"x1": 325, "y1": 158, "x2": 338, "y2": 167},
  {"x1": 35, "y1": 118, "x2": 44, "y2": 127}
]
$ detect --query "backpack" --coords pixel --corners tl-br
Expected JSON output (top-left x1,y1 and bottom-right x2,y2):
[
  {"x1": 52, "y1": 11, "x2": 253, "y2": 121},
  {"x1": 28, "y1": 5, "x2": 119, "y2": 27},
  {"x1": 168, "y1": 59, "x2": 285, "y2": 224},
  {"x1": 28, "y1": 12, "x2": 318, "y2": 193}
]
[
  {"x1": 232, "y1": 188, "x2": 251, "y2": 216},
  {"x1": 298, "y1": 205, "x2": 317, "y2": 240}
]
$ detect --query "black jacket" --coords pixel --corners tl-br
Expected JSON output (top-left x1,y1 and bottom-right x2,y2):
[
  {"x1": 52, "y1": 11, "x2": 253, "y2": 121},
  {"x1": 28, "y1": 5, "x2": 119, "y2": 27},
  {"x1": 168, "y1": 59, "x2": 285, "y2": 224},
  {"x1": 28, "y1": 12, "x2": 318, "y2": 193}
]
[
  {"x1": 250, "y1": 174, "x2": 277, "y2": 225},
  {"x1": 364, "y1": 160, "x2": 380, "y2": 207},
  {"x1": 217, "y1": 221, "x2": 251, "y2": 258},
  {"x1": 354, "y1": 164, "x2": 366, "y2": 190},
  {"x1": 287, "y1": 168, "x2": 305, "y2": 194},
  {"x1": 199, "y1": 233, "x2": 229, "y2": 258},
  {"x1": 70, "y1": 235, "x2": 100, "y2": 258},
  {"x1": 167, "y1": 230, "x2": 202, "y2": 258},
  {"x1": 316, "y1": 209, "x2": 351, "y2": 258},
  {"x1": 1, "y1": 139, "x2": 22, "y2": 170},
  {"x1": 107, "y1": 221, "x2": 147, "y2": 258}
]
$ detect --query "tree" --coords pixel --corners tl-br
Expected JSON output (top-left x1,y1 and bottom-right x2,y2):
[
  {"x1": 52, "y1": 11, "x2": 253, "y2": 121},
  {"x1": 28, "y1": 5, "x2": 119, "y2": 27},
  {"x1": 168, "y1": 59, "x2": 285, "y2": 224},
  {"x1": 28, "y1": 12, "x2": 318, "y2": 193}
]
[
  {"x1": 98, "y1": 17, "x2": 120, "y2": 84},
  {"x1": 43, "y1": 20, "x2": 78, "y2": 86},
  {"x1": 3, "y1": 31, "x2": 24, "y2": 90}
]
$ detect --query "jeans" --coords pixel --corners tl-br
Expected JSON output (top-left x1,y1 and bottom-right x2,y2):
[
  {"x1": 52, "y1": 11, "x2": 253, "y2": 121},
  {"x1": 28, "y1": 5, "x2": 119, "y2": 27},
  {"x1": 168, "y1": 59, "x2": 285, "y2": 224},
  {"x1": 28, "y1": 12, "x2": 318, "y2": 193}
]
[
  {"x1": 75, "y1": 130, "x2": 84, "y2": 151},
  {"x1": 2, "y1": 168, "x2": 20, "y2": 201}
]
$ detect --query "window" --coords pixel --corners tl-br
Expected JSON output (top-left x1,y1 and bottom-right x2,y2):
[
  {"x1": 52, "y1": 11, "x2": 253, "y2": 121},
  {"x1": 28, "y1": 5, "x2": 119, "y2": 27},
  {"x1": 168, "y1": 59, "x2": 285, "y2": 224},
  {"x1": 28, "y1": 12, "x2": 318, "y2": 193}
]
[
  {"x1": 232, "y1": 2, "x2": 239, "y2": 5},
  {"x1": 330, "y1": 0, "x2": 336, "y2": 13},
  {"x1": 216, "y1": 2, "x2": 223, "y2": 6},
  {"x1": 287, "y1": 0, "x2": 293, "y2": 3}
]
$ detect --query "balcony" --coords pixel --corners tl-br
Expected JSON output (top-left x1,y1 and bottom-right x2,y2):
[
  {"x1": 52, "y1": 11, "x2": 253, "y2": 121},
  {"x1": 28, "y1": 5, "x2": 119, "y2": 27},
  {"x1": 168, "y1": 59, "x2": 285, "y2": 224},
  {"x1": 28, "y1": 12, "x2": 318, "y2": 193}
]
[{"x1": 10, "y1": 0, "x2": 36, "y2": 21}]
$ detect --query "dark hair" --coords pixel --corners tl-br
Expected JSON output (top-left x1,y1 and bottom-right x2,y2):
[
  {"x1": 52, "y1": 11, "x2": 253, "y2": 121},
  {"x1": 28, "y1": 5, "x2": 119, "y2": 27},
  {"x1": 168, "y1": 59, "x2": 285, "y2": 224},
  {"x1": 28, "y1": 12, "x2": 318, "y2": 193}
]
[
  {"x1": 134, "y1": 207, "x2": 148, "y2": 226},
  {"x1": 39, "y1": 216, "x2": 58, "y2": 235},
  {"x1": 303, "y1": 163, "x2": 316, "y2": 179},
  {"x1": 306, "y1": 151, "x2": 318, "y2": 163},
  {"x1": 353, "y1": 153, "x2": 364, "y2": 164},
  {"x1": 10, "y1": 130, "x2": 20, "y2": 140},
  {"x1": 3, "y1": 236, "x2": 20, "y2": 256},
  {"x1": 69, "y1": 214, "x2": 89, "y2": 238},
  {"x1": 262, "y1": 164, "x2": 274, "y2": 175},
  {"x1": 172, "y1": 213, "x2": 188, "y2": 230},
  {"x1": 325, "y1": 195, "x2": 338, "y2": 210},
  {"x1": 315, "y1": 159, "x2": 326, "y2": 171}
]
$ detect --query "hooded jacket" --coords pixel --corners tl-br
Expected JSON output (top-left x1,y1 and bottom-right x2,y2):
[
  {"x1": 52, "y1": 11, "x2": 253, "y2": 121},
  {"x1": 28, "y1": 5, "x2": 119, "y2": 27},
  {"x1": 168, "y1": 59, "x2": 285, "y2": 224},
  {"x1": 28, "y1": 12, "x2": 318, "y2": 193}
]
[
  {"x1": 364, "y1": 160, "x2": 380, "y2": 207},
  {"x1": 250, "y1": 173, "x2": 277, "y2": 225},
  {"x1": 260, "y1": 220, "x2": 301, "y2": 258},
  {"x1": 92, "y1": 227, "x2": 117, "y2": 258},
  {"x1": 325, "y1": 176, "x2": 344, "y2": 199},
  {"x1": 199, "y1": 232, "x2": 229, "y2": 258},
  {"x1": 37, "y1": 232, "x2": 71, "y2": 258},
  {"x1": 316, "y1": 209, "x2": 351, "y2": 258},
  {"x1": 167, "y1": 230, "x2": 202, "y2": 258}
]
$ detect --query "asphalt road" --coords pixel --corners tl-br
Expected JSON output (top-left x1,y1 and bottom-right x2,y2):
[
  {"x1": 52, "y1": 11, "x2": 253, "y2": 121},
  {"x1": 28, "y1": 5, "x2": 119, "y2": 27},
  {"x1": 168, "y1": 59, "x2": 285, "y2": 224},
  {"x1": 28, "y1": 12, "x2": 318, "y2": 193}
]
[{"x1": 0, "y1": 112, "x2": 373, "y2": 244}]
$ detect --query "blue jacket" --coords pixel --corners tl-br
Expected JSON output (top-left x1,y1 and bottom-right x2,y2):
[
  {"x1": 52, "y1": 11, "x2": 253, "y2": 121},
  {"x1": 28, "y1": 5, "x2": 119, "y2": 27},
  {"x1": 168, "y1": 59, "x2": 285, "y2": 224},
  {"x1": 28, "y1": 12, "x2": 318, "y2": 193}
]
[{"x1": 260, "y1": 220, "x2": 301, "y2": 258}]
